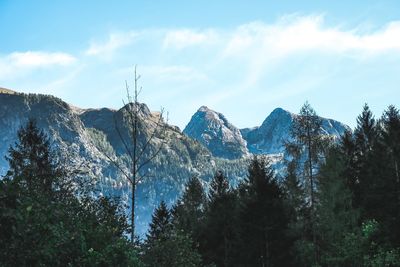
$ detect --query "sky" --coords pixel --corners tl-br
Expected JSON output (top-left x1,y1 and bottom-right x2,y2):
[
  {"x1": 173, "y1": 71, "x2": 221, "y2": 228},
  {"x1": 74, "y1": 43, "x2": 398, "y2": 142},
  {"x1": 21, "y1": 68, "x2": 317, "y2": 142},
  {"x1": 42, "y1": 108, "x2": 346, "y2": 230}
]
[{"x1": 1, "y1": 0, "x2": 400, "y2": 130}]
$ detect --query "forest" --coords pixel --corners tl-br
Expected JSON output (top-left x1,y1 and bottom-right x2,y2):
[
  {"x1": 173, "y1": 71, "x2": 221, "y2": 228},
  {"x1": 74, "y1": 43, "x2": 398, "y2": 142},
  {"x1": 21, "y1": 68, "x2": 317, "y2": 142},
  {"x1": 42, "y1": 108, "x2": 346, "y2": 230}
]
[{"x1": 1, "y1": 102, "x2": 400, "y2": 267}]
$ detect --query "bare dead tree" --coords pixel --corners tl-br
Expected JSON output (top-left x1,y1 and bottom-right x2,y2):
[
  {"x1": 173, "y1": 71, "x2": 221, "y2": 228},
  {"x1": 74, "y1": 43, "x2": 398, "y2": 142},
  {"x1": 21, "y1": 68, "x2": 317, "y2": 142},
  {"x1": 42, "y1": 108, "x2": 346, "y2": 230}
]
[{"x1": 94, "y1": 66, "x2": 168, "y2": 243}]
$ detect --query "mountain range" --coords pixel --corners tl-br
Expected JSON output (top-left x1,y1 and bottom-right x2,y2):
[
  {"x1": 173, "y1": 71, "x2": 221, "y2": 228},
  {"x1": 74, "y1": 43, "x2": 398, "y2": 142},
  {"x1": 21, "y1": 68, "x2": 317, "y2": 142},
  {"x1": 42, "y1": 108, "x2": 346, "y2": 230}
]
[{"x1": 0, "y1": 89, "x2": 349, "y2": 235}]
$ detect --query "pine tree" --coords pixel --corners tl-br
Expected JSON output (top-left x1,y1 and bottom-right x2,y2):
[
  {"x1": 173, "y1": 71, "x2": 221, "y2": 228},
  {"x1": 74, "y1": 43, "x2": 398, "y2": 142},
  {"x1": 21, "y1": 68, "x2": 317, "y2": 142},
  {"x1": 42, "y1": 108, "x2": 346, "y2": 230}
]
[
  {"x1": 172, "y1": 176, "x2": 206, "y2": 245},
  {"x1": 143, "y1": 201, "x2": 201, "y2": 267},
  {"x1": 146, "y1": 201, "x2": 172, "y2": 243},
  {"x1": 236, "y1": 156, "x2": 293, "y2": 267},
  {"x1": 375, "y1": 105, "x2": 400, "y2": 246},
  {"x1": 5, "y1": 119, "x2": 61, "y2": 195},
  {"x1": 0, "y1": 119, "x2": 143, "y2": 266},
  {"x1": 285, "y1": 101, "x2": 325, "y2": 265},
  {"x1": 316, "y1": 146, "x2": 360, "y2": 265},
  {"x1": 202, "y1": 171, "x2": 237, "y2": 267}
]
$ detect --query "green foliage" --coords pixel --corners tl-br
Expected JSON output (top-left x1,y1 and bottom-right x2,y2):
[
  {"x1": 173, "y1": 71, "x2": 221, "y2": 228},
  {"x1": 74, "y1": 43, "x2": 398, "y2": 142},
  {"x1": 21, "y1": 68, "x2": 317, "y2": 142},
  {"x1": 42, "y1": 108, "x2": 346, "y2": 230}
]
[
  {"x1": 143, "y1": 201, "x2": 202, "y2": 267},
  {"x1": 0, "y1": 119, "x2": 143, "y2": 266},
  {"x1": 172, "y1": 176, "x2": 206, "y2": 242},
  {"x1": 235, "y1": 156, "x2": 294, "y2": 266},
  {"x1": 201, "y1": 171, "x2": 238, "y2": 266},
  {"x1": 87, "y1": 127, "x2": 116, "y2": 157}
]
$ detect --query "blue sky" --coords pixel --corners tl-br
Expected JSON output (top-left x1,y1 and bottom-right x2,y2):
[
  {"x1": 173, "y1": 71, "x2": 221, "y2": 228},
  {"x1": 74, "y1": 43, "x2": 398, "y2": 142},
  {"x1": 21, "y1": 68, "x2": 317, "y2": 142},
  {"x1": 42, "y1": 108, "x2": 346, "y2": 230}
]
[{"x1": 1, "y1": 1, "x2": 400, "y2": 129}]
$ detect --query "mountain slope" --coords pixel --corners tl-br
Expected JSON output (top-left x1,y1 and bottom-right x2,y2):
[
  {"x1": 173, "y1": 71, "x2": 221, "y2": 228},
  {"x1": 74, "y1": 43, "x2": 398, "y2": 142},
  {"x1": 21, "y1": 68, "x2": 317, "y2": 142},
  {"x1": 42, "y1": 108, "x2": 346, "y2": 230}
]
[
  {"x1": 183, "y1": 106, "x2": 249, "y2": 159},
  {"x1": 241, "y1": 107, "x2": 350, "y2": 154},
  {"x1": 0, "y1": 91, "x2": 351, "y2": 235},
  {"x1": 0, "y1": 92, "x2": 249, "y2": 235}
]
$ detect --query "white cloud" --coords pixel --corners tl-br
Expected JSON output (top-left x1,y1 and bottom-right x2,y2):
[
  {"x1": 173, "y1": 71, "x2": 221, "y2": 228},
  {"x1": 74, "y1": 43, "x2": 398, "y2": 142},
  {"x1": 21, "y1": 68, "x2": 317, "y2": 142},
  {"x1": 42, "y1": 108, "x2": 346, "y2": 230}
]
[
  {"x1": 223, "y1": 15, "x2": 400, "y2": 58},
  {"x1": 86, "y1": 31, "x2": 138, "y2": 56},
  {"x1": 0, "y1": 51, "x2": 77, "y2": 80},
  {"x1": 163, "y1": 29, "x2": 217, "y2": 49},
  {"x1": 8, "y1": 51, "x2": 76, "y2": 67}
]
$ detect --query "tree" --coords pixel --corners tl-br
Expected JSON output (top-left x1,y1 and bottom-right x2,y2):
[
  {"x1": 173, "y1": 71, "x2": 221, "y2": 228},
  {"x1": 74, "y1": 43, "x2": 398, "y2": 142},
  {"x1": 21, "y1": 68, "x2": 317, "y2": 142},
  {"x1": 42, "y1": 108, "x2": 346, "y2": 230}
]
[
  {"x1": 97, "y1": 66, "x2": 168, "y2": 242},
  {"x1": 172, "y1": 176, "x2": 206, "y2": 243},
  {"x1": 143, "y1": 201, "x2": 201, "y2": 267},
  {"x1": 285, "y1": 101, "x2": 325, "y2": 265},
  {"x1": 316, "y1": 146, "x2": 360, "y2": 266},
  {"x1": 146, "y1": 200, "x2": 172, "y2": 244},
  {"x1": 236, "y1": 156, "x2": 293, "y2": 267},
  {"x1": 5, "y1": 119, "x2": 61, "y2": 195},
  {"x1": 202, "y1": 171, "x2": 238, "y2": 266},
  {"x1": 0, "y1": 119, "x2": 144, "y2": 266}
]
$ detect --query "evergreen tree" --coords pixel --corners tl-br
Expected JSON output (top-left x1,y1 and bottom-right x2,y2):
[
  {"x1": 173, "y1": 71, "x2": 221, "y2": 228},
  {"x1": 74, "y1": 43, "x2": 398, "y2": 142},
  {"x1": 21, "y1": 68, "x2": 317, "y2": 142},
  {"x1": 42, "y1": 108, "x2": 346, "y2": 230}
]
[
  {"x1": 146, "y1": 200, "x2": 172, "y2": 243},
  {"x1": 202, "y1": 171, "x2": 238, "y2": 267},
  {"x1": 236, "y1": 156, "x2": 293, "y2": 267},
  {"x1": 352, "y1": 104, "x2": 378, "y2": 213},
  {"x1": 285, "y1": 101, "x2": 325, "y2": 265},
  {"x1": 0, "y1": 119, "x2": 143, "y2": 266},
  {"x1": 374, "y1": 105, "x2": 400, "y2": 246},
  {"x1": 5, "y1": 119, "x2": 61, "y2": 195},
  {"x1": 143, "y1": 201, "x2": 201, "y2": 267},
  {"x1": 172, "y1": 176, "x2": 206, "y2": 247},
  {"x1": 316, "y1": 147, "x2": 360, "y2": 266}
]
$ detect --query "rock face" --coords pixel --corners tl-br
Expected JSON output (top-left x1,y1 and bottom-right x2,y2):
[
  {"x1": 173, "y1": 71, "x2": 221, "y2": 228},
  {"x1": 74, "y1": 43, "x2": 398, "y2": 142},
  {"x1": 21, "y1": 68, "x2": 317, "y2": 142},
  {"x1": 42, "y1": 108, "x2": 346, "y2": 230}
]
[
  {"x1": 0, "y1": 91, "x2": 351, "y2": 235},
  {"x1": 0, "y1": 92, "x2": 248, "y2": 236},
  {"x1": 241, "y1": 107, "x2": 350, "y2": 154},
  {"x1": 183, "y1": 106, "x2": 249, "y2": 159}
]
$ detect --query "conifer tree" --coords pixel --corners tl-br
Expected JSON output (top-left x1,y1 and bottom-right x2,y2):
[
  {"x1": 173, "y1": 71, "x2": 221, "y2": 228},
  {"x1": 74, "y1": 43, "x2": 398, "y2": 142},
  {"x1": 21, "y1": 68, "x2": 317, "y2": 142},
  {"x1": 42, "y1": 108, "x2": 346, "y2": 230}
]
[
  {"x1": 5, "y1": 119, "x2": 61, "y2": 195},
  {"x1": 172, "y1": 176, "x2": 206, "y2": 243},
  {"x1": 316, "y1": 146, "x2": 360, "y2": 265},
  {"x1": 143, "y1": 201, "x2": 201, "y2": 267},
  {"x1": 285, "y1": 101, "x2": 325, "y2": 265},
  {"x1": 146, "y1": 200, "x2": 172, "y2": 243},
  {"x1": 0, "y1": 119, "x2": 143, "y2": 266},
  {"x1": 202, "y1": 171, "x2": 237, "y2": 267},
  {"x1": 236, "y1": 156, "x2": 293, "y2": 267}
]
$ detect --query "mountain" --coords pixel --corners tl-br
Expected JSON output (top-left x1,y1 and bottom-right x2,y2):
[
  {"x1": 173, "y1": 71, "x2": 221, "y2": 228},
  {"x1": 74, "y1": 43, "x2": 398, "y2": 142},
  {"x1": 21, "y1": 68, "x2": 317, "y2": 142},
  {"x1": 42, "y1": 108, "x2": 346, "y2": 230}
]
[
  {"x1": 241, "y1": 107, "x2": 350, "y2": 154},
  {"x1": 0, "y1": 90, "x2": 350, "y2": 235},
  {"x1": 0, "y1": 91, "x2": 248, "y2": 236},
  {"x1": 183, "y1": 106, "x2": 249, "y2": 159}
]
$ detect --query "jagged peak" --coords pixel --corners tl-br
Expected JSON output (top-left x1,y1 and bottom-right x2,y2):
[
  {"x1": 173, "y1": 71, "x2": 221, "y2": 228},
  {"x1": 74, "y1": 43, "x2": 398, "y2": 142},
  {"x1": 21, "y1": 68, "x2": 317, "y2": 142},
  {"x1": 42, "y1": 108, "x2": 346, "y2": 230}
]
[
  {"x1": 120, "y1": 102, "x2": 151, "y2": 116},
  {"x1": 198, "y1": 105, "x2": 211, "y2": 112},
  {"x1": 270, "y1": 107, "x2": 290, "y2": 115}
]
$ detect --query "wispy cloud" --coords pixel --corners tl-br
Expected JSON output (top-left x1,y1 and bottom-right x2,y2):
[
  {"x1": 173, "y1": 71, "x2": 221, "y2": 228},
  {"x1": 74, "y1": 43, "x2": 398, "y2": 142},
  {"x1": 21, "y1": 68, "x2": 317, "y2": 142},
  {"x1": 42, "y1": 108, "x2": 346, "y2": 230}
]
[
  {"x1": 223, "y1": 15, "x2": 400, "y2": 59},
  {"x1": 85, "y1": 31, "x2": 138, "y2": 56},
  {"x1": 8, "y1": 51, "x2": 76, "y2": 67},
  {"x1": 3, "y1": 14, "x2": 400, "y2": 129},
  {"x1": 162, "y1": 29, "x2": 218, "y2": 49},
  {"x1": 0, "y1": 51, "x2": 77, "y2": 80}
]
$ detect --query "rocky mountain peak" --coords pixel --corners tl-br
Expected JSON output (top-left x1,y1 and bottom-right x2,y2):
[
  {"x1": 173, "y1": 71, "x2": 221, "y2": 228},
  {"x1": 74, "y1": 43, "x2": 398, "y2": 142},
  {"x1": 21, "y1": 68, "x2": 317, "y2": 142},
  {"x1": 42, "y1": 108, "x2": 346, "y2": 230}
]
[
  {"x1": 183, "y1": 106, "x2": 248, "y2": 159},
  {"x1": 241, "y1": 107, "x2": 349, "y2": 154}
]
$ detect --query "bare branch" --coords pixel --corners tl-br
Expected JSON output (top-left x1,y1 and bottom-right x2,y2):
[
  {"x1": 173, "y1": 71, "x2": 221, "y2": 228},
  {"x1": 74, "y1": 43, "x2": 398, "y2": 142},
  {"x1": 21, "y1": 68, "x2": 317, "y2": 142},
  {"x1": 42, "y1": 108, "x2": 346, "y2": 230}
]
[
  {"x1": 136, "y1": 108, "x2": 166, "y2": 161},
  {"x1": 113, "y1": 114, "x2": 134, "y2": 160}
]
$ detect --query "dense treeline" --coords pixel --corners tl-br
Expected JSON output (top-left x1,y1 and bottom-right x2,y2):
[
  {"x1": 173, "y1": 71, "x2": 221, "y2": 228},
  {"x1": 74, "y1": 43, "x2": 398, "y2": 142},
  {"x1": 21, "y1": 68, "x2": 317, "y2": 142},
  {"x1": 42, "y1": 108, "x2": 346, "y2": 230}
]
[
  {"x1": 1, "y1": 103, "x2": 400, "y2": 266},
  {"x1": 0, "y1": 120, "x2": 143, "y2": 266},
  {"x1": 142, "y1": 103, "x2": 400, "y2": 267}
]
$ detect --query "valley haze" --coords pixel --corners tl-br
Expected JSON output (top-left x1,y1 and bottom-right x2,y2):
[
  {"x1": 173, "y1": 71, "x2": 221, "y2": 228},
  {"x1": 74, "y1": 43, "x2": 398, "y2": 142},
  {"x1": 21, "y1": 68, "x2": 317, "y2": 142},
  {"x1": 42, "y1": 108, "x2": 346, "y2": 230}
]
[{"x1": 0, "y1": 88, "x2": 348, "y2": 235}]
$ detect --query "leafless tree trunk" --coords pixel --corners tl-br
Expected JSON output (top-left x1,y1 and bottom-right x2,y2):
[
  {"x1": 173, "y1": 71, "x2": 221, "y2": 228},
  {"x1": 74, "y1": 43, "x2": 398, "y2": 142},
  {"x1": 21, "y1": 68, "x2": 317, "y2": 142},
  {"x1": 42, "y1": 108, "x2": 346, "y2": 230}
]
[{"x1": 95, "y1": 66, "x2": 168, "y2": 243}]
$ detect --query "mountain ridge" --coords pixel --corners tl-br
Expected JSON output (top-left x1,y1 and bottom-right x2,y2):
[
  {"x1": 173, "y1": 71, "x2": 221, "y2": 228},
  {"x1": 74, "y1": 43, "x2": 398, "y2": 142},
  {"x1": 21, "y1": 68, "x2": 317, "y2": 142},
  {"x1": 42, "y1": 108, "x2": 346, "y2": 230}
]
[{"x1": 0, "y1": 90, "x2": 350, "y2": 235}]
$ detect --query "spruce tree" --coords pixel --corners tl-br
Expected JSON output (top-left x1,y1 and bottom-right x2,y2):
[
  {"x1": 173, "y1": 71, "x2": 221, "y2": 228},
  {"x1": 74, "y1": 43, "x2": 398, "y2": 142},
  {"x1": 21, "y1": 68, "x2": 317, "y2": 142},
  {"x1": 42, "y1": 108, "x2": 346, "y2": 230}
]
[
  {"x1": 202, "y1": 171, "x2": 237, "y2": 267},
  {"x1": 316, "y1": 147, "x2": 360, "y2": 265},
  {"x1": 143, "y1": 201, "x2": 201, "y2": 267},
  {"x1": 146, "y1": 200, "x2": 172, "y2": 243},
  {"x1": 5, "y1": 119, "x2": 61, "y2": 195},
  {"x1": 0, "y1": 119, "x2": 143, "y2": 266},
  {"x1": 285, "y1": 101, "x2": 325, "y2": 265},
  {"x1": 236, "y1": 156, "x2": 293, "y2": 267},
  {"x1": 172, "y1": 176, "x2": 206, "y2": 245}
]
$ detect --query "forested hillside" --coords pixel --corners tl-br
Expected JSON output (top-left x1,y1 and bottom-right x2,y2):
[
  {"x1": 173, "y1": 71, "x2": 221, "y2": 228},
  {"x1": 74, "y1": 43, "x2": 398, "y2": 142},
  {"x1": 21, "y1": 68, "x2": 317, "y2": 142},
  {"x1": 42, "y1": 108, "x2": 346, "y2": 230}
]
[{"x1": 1, "y1": 101, "x2": 399, "y2": 266}]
